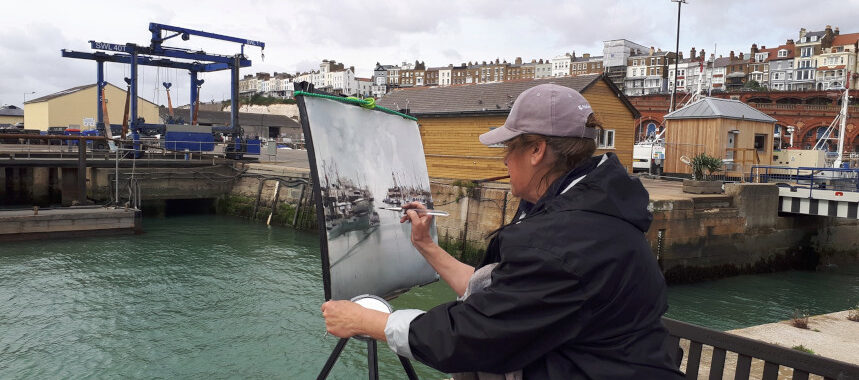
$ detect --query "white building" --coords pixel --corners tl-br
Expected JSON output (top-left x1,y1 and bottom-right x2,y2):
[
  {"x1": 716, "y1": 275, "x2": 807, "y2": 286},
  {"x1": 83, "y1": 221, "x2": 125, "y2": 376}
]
[
  {"x1": 356, "y1": 78, "x2": 372, "y2": 97},
  {"x1": 816, "y1": 31, "x2": 859, "y2": 90},
  {"x1": 603, "y1": 39, "x2": 648, "y2": 90},
  {"x1": 534, "y1": 61, "x2": 552, "y2": 79},
  {"x1": 550, "y1": 53, "x2": 574, "y2": 77},
  {"x1": 439, "y1": 66, "x2": 453, "y2": 86},
  {"x1": 603, "y1": 39, "x2": 648, "y2": 68}
]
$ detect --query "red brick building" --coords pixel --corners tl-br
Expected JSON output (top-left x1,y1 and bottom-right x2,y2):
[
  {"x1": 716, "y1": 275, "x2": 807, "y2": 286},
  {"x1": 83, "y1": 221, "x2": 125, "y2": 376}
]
[{"x1": 628, "y1": 91, "x2": 859, "y2": 152}]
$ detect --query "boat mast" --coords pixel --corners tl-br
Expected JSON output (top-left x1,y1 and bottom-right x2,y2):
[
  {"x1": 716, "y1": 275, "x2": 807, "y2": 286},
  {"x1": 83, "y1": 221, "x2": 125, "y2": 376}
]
[{"x1": 834, "y1": 73, "x2": 850, "y2": 169}]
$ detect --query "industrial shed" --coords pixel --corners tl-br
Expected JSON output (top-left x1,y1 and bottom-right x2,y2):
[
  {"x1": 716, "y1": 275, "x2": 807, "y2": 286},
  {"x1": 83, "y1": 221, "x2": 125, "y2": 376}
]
[
  {"x1": 0, "y1": 105, "x2": 25, "y2": 126},
  {"x1": 163, "y1": 108, "x2": 302, "y2": 141},
  {"x1": 23, "y1": 83, "x2": 160, "y2": 131},
  {"x1": 376, "y1": 74, "x2": 640, "y2": 180},
  {"x1": 663, "y1": 97, "x2": 777, "y2": 176}
]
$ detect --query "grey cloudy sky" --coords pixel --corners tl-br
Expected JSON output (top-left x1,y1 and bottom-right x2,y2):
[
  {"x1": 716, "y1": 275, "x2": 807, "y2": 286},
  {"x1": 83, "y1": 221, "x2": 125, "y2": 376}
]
[{"x1": 2, "y1": 0, "x2": 858, "y2": 109}]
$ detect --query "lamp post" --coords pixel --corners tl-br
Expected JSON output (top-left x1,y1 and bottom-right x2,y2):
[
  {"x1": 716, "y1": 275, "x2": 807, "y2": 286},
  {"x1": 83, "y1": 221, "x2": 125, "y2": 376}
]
[
  {"x1": 23, "y1": 91, "x2": 36, "y2": 104},
  {"x1": 787, "y1": 126, "x2": 795, "y2": 148},
  {"x1": 669, "y1": 0, "x2": 687, "y2": 113}
]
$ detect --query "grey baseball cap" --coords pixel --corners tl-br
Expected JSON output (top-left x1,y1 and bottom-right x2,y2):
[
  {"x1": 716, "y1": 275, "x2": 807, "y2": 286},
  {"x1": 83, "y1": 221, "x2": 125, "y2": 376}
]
[{"x1": 479, "y1": 83, "x2": 596, "y2": 146}]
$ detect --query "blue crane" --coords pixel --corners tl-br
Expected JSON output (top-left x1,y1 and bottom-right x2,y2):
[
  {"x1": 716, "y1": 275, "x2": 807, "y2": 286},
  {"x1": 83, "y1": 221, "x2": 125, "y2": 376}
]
[{"x1": 61, "y1": 22, "x2": 265, "y2": 158}]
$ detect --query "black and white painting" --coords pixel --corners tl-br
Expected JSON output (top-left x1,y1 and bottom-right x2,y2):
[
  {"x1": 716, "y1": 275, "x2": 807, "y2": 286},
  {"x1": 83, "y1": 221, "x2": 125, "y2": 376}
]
[{"x1": 298, "y1": 95, "x2": 439, "y2": 301}]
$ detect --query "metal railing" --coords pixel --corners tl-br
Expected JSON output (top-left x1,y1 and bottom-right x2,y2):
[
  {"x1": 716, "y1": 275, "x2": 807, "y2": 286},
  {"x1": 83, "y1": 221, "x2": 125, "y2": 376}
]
[
  {"x1": 750, "y1": 165, "x2": 859, "y2": 194},
  {"x1": 0, "y1": 137, "x2": 272, "y2": 161},
  {"x1": 664, "y1": 317, "x2": 859, "y2": 380}
]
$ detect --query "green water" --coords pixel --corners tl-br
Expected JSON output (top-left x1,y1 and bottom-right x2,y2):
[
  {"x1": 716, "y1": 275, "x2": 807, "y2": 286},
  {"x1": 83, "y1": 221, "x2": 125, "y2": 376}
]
[{"x1": 1, "y1": 215, "x2": 857, "y2": 379}]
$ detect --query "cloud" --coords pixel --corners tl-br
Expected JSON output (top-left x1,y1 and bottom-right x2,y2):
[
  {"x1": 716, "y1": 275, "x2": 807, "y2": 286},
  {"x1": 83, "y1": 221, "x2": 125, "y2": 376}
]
[{"x1": 3, "y1": 0, "x2": 859, "y2": 108}]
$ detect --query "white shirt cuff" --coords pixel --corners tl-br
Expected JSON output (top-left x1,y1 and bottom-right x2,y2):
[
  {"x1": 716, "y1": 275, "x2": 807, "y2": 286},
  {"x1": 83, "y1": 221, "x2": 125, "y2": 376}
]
[{"x1": 384, "y1": 309, "x2": 425, "y2": 360}]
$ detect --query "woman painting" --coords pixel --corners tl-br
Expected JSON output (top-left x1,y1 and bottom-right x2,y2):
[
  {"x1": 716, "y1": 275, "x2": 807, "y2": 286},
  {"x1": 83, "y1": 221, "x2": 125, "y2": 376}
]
[{"x1": 322, "y1": 84, "x2": 683, "y2": 379}]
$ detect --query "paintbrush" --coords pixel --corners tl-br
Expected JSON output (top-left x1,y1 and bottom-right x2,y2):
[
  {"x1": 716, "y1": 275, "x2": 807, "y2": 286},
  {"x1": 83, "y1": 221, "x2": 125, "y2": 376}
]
[{"x1": 381, "y1": 207, "x2": 449, "y2": 217}]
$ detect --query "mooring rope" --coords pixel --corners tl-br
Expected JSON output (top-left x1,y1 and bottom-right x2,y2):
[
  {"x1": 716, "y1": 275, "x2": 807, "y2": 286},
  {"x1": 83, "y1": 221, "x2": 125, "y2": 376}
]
[{"x1": 293, "y1": 91, "x2": 416, "y2": 121}]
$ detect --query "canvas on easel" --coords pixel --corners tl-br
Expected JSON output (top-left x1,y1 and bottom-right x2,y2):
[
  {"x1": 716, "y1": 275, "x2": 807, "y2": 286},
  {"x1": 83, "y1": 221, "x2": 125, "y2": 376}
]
[{"x1": 297, "y1": 92, "x2": 439, "y2": 301}]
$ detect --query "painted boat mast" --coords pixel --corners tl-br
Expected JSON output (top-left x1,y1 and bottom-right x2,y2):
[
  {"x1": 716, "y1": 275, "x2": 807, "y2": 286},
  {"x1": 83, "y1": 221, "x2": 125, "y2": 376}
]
[{"x1": 833, "y1": 72, "x2": 850, "y2": 169}]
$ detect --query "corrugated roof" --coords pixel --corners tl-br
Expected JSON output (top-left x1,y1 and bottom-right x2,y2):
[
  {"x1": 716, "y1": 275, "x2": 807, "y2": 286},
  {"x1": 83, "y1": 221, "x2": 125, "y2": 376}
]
[
  {"x1": 24, "y1": 84, "x2": 95, "y2": 104},
  {"x1": 164, "y1": 108, "x2": 301, "y2": 128},
  {"x1": 377, "y1": 74, "x2": 638, "y2": 117},
  {"x1": 24, "y1": 83, "x2": 158, "y2": 107},
  {"x1": 664, "y1": 97, "x2": 776, "y2": 122},
  {"x1": 0, "y1": 105, "x2": 24, "y2": 117}
]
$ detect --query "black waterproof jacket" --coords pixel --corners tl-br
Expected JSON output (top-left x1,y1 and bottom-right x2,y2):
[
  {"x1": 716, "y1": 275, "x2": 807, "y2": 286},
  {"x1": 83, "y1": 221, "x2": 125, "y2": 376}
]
[{"x1": 408, "y1": 153, "x2": 683, "y2": 379}]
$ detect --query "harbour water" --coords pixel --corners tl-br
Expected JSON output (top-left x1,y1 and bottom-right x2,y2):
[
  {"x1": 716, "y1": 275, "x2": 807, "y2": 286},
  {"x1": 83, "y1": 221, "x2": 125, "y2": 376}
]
[{"x1": 1, "y1": 215, "x2": 857, "y2": 379}]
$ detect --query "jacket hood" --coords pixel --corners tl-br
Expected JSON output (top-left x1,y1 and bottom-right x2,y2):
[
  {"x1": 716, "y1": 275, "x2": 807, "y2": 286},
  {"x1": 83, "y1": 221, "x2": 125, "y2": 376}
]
[{"x1": 537, "y1": 153, "x2": 653, "y2": 232}]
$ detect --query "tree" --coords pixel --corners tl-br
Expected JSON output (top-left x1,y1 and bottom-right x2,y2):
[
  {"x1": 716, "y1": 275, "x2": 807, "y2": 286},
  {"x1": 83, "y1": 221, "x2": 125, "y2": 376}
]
[{"x1": 744, "y1": 80, "x2": 765, "y2": 91}]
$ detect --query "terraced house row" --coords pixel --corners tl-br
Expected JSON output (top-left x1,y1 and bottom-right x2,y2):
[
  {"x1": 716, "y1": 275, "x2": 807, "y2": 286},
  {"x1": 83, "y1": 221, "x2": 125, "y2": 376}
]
[{"x1": 238, "y1": 25, "x2": 858, "y2": 100}]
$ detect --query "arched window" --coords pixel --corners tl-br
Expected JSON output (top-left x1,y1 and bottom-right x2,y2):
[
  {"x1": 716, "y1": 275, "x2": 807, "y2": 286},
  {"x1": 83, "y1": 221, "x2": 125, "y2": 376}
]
[{"x1": 646, "y1": 122, "x2": 657, "y2": 137}]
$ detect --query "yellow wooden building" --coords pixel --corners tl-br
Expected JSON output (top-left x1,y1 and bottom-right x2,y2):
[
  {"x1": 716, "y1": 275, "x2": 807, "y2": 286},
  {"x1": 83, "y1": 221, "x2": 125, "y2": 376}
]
[
  {"x1": 663, "y1": 97, "x2": 777, "y2": 176},
  {"x1": 0, "y1": 105, "x2": 25, "y2": 126},
  {"x1": 23, "y1": 83, "x2": 160, "y2": 131},
  {"x1": 377, "y1": 74, "x2": 640, "y2": 180}
]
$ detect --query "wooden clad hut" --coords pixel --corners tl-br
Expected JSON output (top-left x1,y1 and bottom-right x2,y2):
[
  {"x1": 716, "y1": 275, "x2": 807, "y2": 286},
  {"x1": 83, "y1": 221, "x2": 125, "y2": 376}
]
[
  {"x1": 376, "y1": 74, "x2": 640, "y2": 180},
  {"x1": 663, "y1": 97, "x2": 777, "y2": 176}
]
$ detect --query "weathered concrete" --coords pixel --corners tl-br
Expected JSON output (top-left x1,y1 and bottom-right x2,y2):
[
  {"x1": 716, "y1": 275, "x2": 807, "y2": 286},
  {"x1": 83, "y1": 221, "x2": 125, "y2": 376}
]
[
  {"x1": 645, "y1": 179, "x2": 859, "y2": 282},
  {"x1": 0, "y1": 206, "x2": 141, "y2": 242},
  {"x1": 88, "y1": 165, "x2": 238, "y2": 202},
  {"x1": 429, "y1": 180, "x2": 517, "y2": 254},
  {"x1": 230, "y1": 163, "x2": 311, "y2": 204},
  {"x1": 0, "y1": 167, "x2": 5, "y2": 201},
  {"x1": 60, "y1": 167, "x2": 81, "y2": 206},
  {"x1": 217, "y1": 163, "x2": 316, "y2": 229},
  {"x1": 725, "y1": 183, "x2": 779, "y2": 230}
]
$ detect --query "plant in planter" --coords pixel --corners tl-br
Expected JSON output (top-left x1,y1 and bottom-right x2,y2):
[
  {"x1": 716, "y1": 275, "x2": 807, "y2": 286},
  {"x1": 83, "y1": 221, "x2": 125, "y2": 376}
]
[
  {"x1": 683, "y1": 153, "x2": 724, "y2": 194},
  {"x1": 690, "y1": 153, "x2": 723, "y2": 180}
]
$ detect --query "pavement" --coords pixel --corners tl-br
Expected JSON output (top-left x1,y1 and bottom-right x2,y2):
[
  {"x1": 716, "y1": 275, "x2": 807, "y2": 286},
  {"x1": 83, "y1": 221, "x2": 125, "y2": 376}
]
[
  {"x1": 728, "y1": 310, "x2": 859, "y2": 365},
  {"x1": 678, "y1": 310, "x2": 859, "y2": 380},
  {"x1": 638, "y1": 176, "x2": 731, "y2": 202}
]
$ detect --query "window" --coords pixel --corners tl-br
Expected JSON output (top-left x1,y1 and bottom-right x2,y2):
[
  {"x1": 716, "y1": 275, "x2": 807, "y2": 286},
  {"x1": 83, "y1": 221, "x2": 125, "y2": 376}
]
[
  {"x1": 778, "y1": 49, "x2": 788, "y2": 57},
  {"x1": 598, "y1": 129, "x2": 615, "y2": 149},
  {"x1": 754, "y1": 134, "x2": 768, "y2": 153},
  {"x1": 801, "y1": 47, "x2": 813, "y2": 57}
]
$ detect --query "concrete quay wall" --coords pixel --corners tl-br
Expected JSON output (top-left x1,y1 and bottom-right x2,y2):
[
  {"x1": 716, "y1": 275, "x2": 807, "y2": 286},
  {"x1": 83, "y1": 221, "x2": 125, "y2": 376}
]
[
  {"x1": 425, "y1": 180, "x2": 859, "y2": 278},
  {"x1": 650, "y1": 183, "x2": 859, "y2": 282},
  {"x1": 88, "y1": 165, "x2": 237, "y2": 202},
  {"x1": 0, "y1": 206, "x2": 141, "y2": 242},
  {"x1": 218, "y1": 163, "x2": 316, "y2": 229}
]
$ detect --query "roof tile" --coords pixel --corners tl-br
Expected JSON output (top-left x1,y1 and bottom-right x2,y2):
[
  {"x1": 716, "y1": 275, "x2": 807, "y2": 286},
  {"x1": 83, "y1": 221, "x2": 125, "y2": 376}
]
[{"x1": 377, "y1": 75, "x2": 603, "y2": 116}]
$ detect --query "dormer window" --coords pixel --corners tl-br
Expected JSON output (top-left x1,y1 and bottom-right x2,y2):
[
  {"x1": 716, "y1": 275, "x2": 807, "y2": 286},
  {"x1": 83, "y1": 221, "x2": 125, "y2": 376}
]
[{"x1": 778, "y1": 49, "x2": 788, "y2": 57}]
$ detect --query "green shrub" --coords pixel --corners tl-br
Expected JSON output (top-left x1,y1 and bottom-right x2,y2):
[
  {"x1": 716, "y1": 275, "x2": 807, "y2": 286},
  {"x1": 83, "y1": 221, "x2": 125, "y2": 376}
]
[{"x1": 690, "y1": 153, "x2": 723, "y2": 180}]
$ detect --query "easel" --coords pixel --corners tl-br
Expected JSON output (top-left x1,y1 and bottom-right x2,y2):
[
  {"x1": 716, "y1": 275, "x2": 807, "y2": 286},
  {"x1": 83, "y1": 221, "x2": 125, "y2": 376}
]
[
  {"x1": 316, "y1": 337, "x2": 419, "y2": 380},
  {"x1": 317, "y1": 295, "x2": 420, "y2": 380}
]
